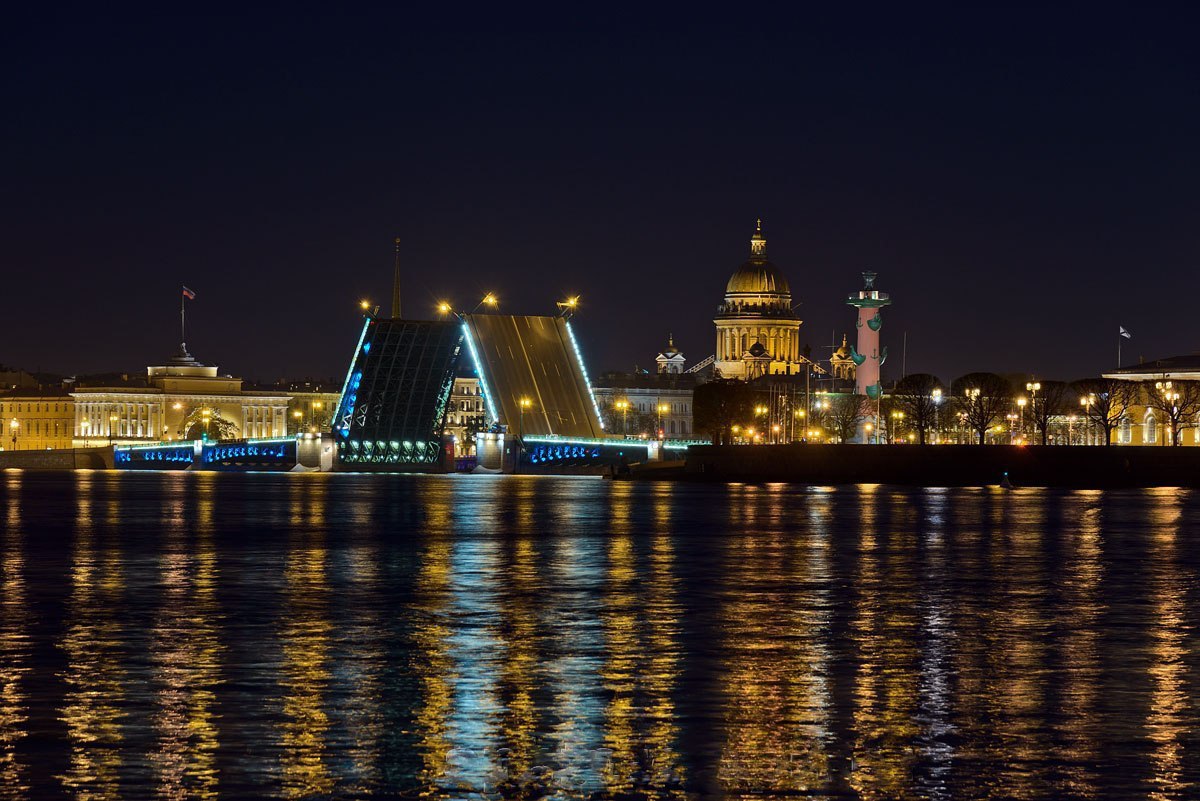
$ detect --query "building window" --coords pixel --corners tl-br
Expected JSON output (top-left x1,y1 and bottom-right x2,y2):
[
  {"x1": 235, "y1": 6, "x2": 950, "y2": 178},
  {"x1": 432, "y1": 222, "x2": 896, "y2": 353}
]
[
  {"x1": 1144, "y1": 413, "x2": 1157, "y2": 444},
  {"x1": 1118, "y1": 416, "x2": 1132, "y2": 444}
]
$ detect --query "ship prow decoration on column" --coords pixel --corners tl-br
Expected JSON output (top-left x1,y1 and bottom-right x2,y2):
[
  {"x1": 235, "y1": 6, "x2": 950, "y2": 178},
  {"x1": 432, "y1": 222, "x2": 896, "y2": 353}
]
[{"x1": 846, "y1": 271, "x2": 891, "y2": 441}]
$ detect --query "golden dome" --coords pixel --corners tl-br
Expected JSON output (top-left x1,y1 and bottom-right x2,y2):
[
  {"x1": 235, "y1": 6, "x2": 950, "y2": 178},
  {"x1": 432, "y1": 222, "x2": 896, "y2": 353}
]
[
  {"x1": 726, "y1": 260, "x2": 790, "y2": 295},
  {"x1": 725, "y1": 220, "x2": 791, "y2": 296}
]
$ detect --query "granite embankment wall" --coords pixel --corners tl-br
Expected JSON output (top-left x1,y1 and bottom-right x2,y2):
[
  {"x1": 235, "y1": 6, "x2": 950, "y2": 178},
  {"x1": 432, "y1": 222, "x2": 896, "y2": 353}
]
[
  {"x1": 0, "y1": 447, "x2": 114, "y2": 470},
  {"x1": 684, "y1": 444, "x2": 1200, "y2": 488}
]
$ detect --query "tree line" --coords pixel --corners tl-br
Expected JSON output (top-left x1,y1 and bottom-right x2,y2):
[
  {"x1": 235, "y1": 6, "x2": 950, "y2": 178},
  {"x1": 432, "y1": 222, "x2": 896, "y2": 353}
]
[{"x1": 692, "y1": 374, "x2": 1200, "y2": 446}]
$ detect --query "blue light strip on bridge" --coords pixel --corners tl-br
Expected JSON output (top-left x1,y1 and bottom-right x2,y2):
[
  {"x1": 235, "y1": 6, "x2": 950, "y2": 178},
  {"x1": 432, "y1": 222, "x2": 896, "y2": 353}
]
[
  {"x1": 333, "y1": 317, "x2": 371, "y2": 434},
  {"x1": 461, "y1": 320, "x2": 500, "y2": 423},
  {"x1": 564, "y1": 320, "x2": 605, "y2": 431}
]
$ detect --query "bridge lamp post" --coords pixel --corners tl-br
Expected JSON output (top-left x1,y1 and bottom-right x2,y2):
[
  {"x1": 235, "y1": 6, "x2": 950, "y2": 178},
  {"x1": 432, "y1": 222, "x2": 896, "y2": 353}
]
[
  {"x1": 201, "y1": 410, "x2": 212, "y2": 441},
  {"x1": 80, "y1": 419, "x2": 90, "y2": 446},
  {"x1": 657, "y1": 403, "x2": 669, "y2": 440},
  {"x1": 471, "y1": 293, "x2": 499, "y2": 314},
  {"x1": 9, "y1": 418, "x2": 18, "y2": 452},
  {"x1": 108, "y1": 414, "x2": 119, "y2": 445},
  {"x1": 516, "y1": 397, "x2": 532, "y2": 474}
]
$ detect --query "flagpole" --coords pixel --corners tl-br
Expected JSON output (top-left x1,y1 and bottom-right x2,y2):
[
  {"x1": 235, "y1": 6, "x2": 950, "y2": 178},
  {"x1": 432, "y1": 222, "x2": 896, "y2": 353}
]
[{"x1": 181, "y1": 287, "x2": 186, "y2": 350}]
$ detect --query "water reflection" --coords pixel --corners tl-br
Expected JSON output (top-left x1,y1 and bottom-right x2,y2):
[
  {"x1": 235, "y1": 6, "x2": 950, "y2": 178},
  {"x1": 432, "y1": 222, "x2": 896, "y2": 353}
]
[
  {"x1": 0, "y1": 473, "x2": 29, "y2": 798},
  {"x1": 0, "y1": 473, "x2": 1193, "y2": 799},
  {"x1": 59, "y1": 473, "x2": 128, "y2": 799}
]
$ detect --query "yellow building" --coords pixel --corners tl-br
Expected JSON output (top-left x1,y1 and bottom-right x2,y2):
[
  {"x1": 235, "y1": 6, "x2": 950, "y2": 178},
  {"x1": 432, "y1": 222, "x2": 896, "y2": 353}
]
[
  {"x1": 1104, "y1": 356, "x2": 1200, "y2": 446},
  {"x1": 1, "y1": 391, "x2": 75, "y2": 451},
  {"x1": 713, "y1": 221, "x2": 806, "y2": 380},
  {"x1": 72, "y1": 348, "x2": 292, "y2": 446},
  {"x1": 443, "y1": 376, "x2": 486, "y2": 455}
]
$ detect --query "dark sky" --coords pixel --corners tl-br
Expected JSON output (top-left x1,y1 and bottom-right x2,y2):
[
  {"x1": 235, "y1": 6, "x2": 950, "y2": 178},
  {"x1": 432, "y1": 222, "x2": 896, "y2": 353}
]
[{"x1": 4, "y1": 9, "x2": 1199, "y2": 383}]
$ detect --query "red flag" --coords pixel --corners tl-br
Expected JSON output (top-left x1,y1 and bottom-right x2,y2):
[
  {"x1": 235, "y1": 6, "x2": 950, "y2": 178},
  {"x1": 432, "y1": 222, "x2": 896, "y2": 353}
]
[{"x1": 182, "y1": 286, "x2": 196, "y2": 300}]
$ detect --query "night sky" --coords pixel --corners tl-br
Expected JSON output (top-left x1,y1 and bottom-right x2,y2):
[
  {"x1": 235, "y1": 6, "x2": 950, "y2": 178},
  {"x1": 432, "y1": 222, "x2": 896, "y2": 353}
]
[{"x1": 4, "y1": 10, "x2": 1199, "y2": 383}]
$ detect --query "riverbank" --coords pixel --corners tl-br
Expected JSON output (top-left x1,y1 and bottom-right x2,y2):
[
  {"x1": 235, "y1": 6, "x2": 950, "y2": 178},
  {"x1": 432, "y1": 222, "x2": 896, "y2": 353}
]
[{"x1": 652, "y1": 444, "x2": 1200, "y2": 488}]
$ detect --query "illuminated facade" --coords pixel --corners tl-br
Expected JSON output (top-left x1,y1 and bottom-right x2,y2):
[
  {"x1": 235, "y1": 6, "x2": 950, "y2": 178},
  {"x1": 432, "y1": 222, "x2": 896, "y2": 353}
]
[
  {"x1": 443, "y1": 376, "x2": 485, "y2": 454},
  {"x1": 1, "y1": 392, "x2": 75, "y2": 450},
  {"x1": 1104, "y1": 356, "x2": 1200, "y2": 446},
  {"x1": 72, "y1": 348, "x2": 291, "y2": 446},
  {"x1": 713, "y1": 221, "x2": 804, "y2": 380}
]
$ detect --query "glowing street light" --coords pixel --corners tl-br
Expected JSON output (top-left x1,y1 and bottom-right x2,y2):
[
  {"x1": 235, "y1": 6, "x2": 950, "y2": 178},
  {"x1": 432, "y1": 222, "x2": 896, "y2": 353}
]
[
  {"x1": 515, "y1": 397, "x2": 532, "y2": 473},
  {"x1": 657, "y1": 402, "x2": 669, "y2": 440},
  {"x1": 614, "y1": 398, "x2": 629, "y2": 436},
  {"x1": 556, "y1": 296, "x2": 580, "y2": 316},
  {"x1": 437, "y1": 301, "x2": 452, "y2": 316},
  {"x1": 9, "y1": 418, "x2": 18, "y2": 452}
]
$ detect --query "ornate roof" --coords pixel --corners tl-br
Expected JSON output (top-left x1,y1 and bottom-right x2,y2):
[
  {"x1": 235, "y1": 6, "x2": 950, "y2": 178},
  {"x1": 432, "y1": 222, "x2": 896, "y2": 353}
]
[
  {"x1": 832, "y1": 334, "x2": 853, "y2": 361},
  {"x1": 725, "y1": 220, "x2": 791, "y2": 296}
]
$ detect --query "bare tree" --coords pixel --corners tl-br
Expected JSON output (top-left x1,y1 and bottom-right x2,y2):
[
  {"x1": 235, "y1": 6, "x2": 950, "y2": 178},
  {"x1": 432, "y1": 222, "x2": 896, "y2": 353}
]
[
  {"x1": 951, "y1": 373, "x2": 1012, "y2": 444},
  {"x1": 827, "y1": 394, "x2": 869, "y2": 443},
  {"x1": 693, "y1": 379, "x2": 755, "y2": 445},
  {"x1": 892, "y1": 373, "x2": 944, "y2": 445},
  {"x1": 1143, "y1": 379, "x2": 1200, "y2": 446},
  {"x1": 1072, "y1": 378, "x2": 1138, "y2": 446},
  {"x1": 1027, "y1": 379, "x2": 1071, "y2": 445}
]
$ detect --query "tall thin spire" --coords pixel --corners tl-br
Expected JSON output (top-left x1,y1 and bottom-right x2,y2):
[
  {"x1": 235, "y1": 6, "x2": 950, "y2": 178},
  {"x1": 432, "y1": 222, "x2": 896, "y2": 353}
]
[{"x1": 391, "y1": 237, "x2": 402, "y2": 318}]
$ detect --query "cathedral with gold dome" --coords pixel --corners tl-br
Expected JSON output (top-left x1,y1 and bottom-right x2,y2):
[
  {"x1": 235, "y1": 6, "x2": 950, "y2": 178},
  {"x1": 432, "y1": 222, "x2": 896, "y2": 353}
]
[{"x1": 713, "y1": 221, "x2": 807, "y2": 379}]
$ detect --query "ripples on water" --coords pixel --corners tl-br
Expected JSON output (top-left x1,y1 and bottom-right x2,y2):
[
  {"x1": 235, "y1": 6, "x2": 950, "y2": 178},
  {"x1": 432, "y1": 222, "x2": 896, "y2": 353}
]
[{"x1": 0, "y1": 471, "x2": 1197, "y2": 799}]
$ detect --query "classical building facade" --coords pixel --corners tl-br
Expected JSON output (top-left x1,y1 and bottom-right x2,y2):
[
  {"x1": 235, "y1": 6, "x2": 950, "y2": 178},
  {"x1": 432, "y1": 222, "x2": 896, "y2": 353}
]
[
  {"x1": 1, "y1": 390, "x2": 75, "y2": 450},
  {"x1": 443, "y1": 376, "x2": 486, "y2": 454},
  {"x1": 713, "y1": 221, "x2": 805, "y2": 379},
  {"x1": 1104, "y1": 355, "x2": 1200, "y2": 446},
  {"x1": 72, "y1": 348, "x2": 292, "y2": 446}
]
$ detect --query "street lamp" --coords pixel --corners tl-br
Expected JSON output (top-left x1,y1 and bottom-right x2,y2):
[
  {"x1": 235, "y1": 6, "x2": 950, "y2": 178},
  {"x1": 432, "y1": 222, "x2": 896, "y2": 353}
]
[
  {"x1": 471, "y1": 293, "x2": 499, "y2": 313},
  {"x1": 931, "y1": 387, "x2": 943, "y2": 443},
  {"x1": 80, "y1": 419, "x2": 90, "y2": 446},
  {"x1": 201, "y1": 409, "x2": 212, "y2": 441},
  {"x1": 556, "y1": 296, "x2": 579, "y2": 317},
  {"x1": 109, "y1": 414, "x2": 119, "y2": 445},
  {"x1": 1079, "y1": 395, "x2": 1095, "y2": 445},
  {"x1": 292, "y1": 410, "x2": 303, "y2": 434},
  {"x1": 657, "y1": 403, "x2": 669, "y2": 440},
  {"x1": 614, "y1": 398, "x2": 629, "y2": 437},
  {"x1": 516, "y1": 397, "x2": 531, "y2": 473},
  {"x1": 437, "y1": 301, "x2": 453, "y2": 316},
  {"x1": 9, "y1": 418, "x2": 18, "y2": 452}
]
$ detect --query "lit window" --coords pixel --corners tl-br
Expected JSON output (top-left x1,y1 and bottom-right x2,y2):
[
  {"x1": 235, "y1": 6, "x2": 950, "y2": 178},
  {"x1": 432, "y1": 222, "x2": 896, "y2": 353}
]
[
  {"x1": 1144, "y1": 413, "x2": 1157, "y2": 444},
  {"x1": 1118, "y1": 416, "x2": 1132, "y2": 444}
]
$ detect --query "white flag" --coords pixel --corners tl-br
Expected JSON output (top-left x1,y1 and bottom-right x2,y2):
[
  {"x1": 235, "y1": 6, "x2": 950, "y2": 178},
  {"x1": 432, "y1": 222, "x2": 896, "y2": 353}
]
[{"x1": 1119, "y1": 326, "x2": 1131, "y2": 339}]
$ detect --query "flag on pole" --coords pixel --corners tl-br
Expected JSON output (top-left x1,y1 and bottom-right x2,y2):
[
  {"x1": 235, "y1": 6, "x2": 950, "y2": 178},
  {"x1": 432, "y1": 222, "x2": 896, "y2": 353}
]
[
  {"x1": 182, "y1": 286, "x2": 196, "y2": 300},
  {"x1": 1119, "y1": 326, "x2": 1131, "y2": 339}
]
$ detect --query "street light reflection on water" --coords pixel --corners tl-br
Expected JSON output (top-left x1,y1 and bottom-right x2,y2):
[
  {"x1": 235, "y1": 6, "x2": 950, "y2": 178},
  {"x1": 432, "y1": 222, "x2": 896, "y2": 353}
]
[{"x1": 0, "y1": 471, "x2": 1198, "y2": 798}]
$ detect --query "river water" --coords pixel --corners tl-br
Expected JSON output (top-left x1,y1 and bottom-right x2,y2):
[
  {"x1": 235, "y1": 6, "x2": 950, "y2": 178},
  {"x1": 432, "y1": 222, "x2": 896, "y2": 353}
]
[{"x1": 0, "y1": 470, "x2": 1197, "y2": 799}]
